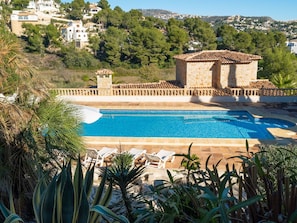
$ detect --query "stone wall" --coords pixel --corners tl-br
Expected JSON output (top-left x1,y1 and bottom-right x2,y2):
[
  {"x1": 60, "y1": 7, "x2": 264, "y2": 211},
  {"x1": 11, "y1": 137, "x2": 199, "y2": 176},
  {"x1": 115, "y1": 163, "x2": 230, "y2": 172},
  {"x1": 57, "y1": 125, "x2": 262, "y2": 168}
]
[
  {"x1": 175, "y1": 60, "x2": 187, "y2": 86},
  {"x1": 220, "y1": 61, "x2": 258, "y2": 87},
  {"x1": 176, "y1": 59, "x2": 258, "y2": 88},
  {"x1": 97, "y1": 74, "x2": 112, "y2": 89},
  {"x1": 186, "y1": 61, "x2": 214, "y2": 88}
]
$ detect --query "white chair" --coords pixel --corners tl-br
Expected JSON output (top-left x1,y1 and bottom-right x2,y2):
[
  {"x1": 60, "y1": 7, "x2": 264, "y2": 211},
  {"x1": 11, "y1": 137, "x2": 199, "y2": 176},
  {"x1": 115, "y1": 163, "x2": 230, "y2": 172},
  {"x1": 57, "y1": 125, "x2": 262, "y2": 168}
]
[
  {"x1": 127, "y1": 148, "x2": 147, "y2": 161},
  {"x1": 126, "y1": 148, "x2": 147, "y2": 165},
  {"x1": 83, "y1": 147, "x2": 118, "y2": 167},
  {"x1": 145, "y1": 149, "x2": 175, "y2": 168}
]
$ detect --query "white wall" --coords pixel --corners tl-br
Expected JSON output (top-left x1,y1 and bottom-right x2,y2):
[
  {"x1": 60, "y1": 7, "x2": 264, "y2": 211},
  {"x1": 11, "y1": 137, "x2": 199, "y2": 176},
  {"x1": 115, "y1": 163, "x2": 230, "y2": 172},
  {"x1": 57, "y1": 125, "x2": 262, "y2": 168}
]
[{"x1": 58, "y1": 95, "x2": 297, "y2": 103}]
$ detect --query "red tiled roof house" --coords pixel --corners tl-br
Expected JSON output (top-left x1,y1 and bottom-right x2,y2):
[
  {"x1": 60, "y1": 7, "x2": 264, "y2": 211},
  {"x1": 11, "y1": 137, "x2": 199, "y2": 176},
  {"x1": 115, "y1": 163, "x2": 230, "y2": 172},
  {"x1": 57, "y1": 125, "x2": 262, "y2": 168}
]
[{"x1": 174, "y1": 50, "x2": 262, "y2": 88}]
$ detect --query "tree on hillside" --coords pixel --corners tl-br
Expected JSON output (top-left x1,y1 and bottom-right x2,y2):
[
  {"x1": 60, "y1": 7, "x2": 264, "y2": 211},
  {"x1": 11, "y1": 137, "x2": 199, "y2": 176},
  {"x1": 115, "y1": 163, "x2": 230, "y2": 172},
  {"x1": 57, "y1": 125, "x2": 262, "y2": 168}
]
[
  {"x1": 92, "y1": 7, "x2": 110, "y2": 28},
  {"x1": 98, "y1": 26, "x2": 128, "y2": 66},
  {"x1": 11, "y1": 0, "x2": 29, "y2": 9},
  {"x1": 166, "y1": 19, "x2": 189, "y2": 54},
  {"x1": 61, "y1": 44, "x2": 100, "y2": 69},
  {"x1": 184, "y1": 17, "x2": 217, "y2": 50},
  {"x1": 258, "y1": 47, "x2": 297, "y2": 82},
  {"x1": 217, "y1": 24, "x2": 238, "y2": 50},
  {"x1": 44, "y1": 23, "x2": 61, "y2": 48},
  {"x1": 128, "y1": 26, "x2": 170, "y2": 67},
  {"x1": 248, "y1": 30, "x2": 272, "y2": 55},
  {"x1": 97, "y1": 0, "x2": 110, "y2": 10},
  {"x1": 88, "y1": 34, "x2": 100, "y2": 56},
  {"x1": 233, "y1": 31, "x2": 252, "y2": 53},
  {"x1": 106, "y1": 6, "x2": 124, "y2": 27},
  {"x1": 67, "y1": 0, "x2": 85, "y2": 20},
  {"x1": 22, "y1": 23, "x2": 44, "y2": 53},
  {"x1": 121, "y1": 9, "x2": 143, "y2": 29}
]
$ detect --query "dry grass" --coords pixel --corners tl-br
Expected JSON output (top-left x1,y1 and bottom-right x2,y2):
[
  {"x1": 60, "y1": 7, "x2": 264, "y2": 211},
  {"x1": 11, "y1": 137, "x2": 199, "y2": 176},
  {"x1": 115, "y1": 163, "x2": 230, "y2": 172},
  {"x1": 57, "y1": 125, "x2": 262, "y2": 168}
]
[{"x1": 28, "y1": 53, "x2": 176, "y2": 88}]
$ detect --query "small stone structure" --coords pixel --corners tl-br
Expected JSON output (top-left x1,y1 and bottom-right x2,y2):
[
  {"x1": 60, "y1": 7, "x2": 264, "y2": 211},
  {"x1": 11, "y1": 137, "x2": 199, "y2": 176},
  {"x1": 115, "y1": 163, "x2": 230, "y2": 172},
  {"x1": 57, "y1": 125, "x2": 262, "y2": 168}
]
[
  {"x1": 96, "y1": 69, "x2": 113, "y2": 89},
  {"x1": 174, "y1": 50, "x2": 262, "y2": 88}
]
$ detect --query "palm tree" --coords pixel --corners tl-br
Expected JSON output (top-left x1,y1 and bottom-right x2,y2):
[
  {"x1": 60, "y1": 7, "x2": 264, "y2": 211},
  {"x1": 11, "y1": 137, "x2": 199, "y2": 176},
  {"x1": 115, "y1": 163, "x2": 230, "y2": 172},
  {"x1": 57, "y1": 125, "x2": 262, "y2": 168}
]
[
  {"x1": 271, "y1": 72, "x2": 297, "y2": 89},
  {"x1": 0, "y1": 22, "x2": 84, "y2": 219}
]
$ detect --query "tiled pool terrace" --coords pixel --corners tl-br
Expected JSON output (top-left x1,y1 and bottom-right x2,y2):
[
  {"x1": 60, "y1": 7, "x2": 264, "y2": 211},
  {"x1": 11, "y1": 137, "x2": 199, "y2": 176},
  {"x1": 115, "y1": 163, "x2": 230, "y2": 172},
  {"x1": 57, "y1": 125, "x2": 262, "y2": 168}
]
[{"x1": 78, "y1": 102, "x2": 297, "y2": 170}]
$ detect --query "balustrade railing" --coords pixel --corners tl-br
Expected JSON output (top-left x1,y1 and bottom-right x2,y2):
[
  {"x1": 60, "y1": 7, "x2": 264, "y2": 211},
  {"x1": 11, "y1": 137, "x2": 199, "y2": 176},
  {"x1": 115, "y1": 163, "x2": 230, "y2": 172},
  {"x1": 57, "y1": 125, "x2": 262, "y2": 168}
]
[{"x1": 51, "y1": 87, "x2": 297, "y2": 97}]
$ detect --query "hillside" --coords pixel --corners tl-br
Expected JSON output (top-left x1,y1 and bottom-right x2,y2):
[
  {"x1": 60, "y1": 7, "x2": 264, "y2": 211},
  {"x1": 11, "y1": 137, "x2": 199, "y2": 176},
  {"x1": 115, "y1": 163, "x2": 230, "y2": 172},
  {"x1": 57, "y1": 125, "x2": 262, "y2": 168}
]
[{"x1": 139, "y1": 9, "x2": 274, "y2": 23}]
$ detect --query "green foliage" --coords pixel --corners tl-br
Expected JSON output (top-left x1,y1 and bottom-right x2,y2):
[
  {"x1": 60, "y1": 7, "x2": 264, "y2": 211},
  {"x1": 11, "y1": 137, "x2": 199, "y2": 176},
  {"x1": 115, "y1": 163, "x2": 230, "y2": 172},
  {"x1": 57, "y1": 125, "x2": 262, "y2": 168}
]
[
  {"x1": 22, "y1": 23, "x2": 44, "y2": 53},
  {"x1": 217, "y1": 24, "x2": 238, "y2": 50},
  {"x1": 97, "y1": 0, "x2": 110, "y2": 10},
  {"x1": 11, "y1": 0, "x2": 29, "y2": 9},
  {"x1": 88, "y1": 35, "x2": 100, "y2": 56},
  {"x1": 108, "y1": 153, "x2": 145, "y2": 222},
  {"x1": 259, "y1": 47, "x2": 297, "y2": 80},
  {"x1": 1, "y1": 160, "x2": 129, "y2": 223},
  {"x1": 271, "y1": 72, "x2": 297, "y2": 88},
  {"x1": 175, "y1": 143, "x2": 200, "y2": 185},
  {"x1": 184, "y1": 17, "x2": 217, "y2": 50},
  {"x1": 258, "y1": 144, "x2": 297, "y2": 182},
  {"x1": 36, "y1": 98, "x2": 85, "y2": 161},
  {"x1": 81, "y1": 74, "x2": 90, "y2": 82},
  {"x1": 166, "y1": 20, "x2": 189, "y2": 54},
  {"x1": 99, "y1": 27, "x2": 128, "y2": 66},
  {"x1": 44, "y1": 24, "x2": 61, "y2": 48},
  {"x1": 17, "y1": 4, "x2": 297, "y2": 80},
  {"x1": 230, "y1": 142, "x2": 297, "y2": 222},
  {"x1": 136, "y1": 159, "x2": 260, "y2": 223},
  {"x1": 128, "y1": 26, "x2": 171, "y2": 67},
  {"x1": 62, "y1": 47, "x2": 100, "y2": 69}
]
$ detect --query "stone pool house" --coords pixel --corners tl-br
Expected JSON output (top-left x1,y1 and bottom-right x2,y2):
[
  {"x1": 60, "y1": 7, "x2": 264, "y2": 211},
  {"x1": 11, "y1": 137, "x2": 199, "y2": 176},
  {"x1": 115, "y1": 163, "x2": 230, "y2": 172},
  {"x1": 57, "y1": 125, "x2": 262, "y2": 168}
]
[
  {"x1": 174, "y1": 50, "x2": 263, "y2": 88},
  {"x1": 96, "y1": 50, "x2": 275, "y2": 90}
]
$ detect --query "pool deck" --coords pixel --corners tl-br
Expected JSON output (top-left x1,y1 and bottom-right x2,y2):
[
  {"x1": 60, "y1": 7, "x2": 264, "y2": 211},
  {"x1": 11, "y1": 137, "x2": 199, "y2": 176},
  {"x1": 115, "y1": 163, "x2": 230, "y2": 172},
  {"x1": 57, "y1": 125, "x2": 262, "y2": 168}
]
[{"x1": 76, "y1": 101, "x2": 297, "y2": 170}]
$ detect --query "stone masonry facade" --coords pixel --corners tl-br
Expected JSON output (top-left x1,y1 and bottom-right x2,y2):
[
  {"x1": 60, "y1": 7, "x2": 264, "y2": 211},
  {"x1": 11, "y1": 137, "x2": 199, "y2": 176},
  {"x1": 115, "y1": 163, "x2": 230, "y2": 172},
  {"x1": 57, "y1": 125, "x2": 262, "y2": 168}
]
[{"x1": 174, "y1": 50, "x2": 262, "y2": 88}]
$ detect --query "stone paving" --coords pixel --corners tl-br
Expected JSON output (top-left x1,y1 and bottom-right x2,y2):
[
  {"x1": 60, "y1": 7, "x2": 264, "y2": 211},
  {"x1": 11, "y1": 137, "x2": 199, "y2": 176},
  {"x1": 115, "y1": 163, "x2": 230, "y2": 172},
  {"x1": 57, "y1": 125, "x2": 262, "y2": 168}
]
[{"x1": 77, "y1": 101, "x2": 297, "y2": 170}]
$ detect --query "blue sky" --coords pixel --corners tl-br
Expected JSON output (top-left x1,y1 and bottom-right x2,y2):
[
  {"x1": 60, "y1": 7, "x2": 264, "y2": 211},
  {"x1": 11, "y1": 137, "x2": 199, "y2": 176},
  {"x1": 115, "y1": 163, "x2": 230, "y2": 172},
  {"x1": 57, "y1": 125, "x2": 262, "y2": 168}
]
[{"x1": 100, "y1": 0, "x2": 296, "y2": 21}]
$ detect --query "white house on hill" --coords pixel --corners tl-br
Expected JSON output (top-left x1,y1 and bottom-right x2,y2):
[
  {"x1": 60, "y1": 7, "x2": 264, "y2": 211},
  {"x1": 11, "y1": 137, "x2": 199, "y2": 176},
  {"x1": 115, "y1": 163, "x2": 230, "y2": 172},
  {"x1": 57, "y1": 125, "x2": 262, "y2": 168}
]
[{"x1": 61, "y1": 20, "x2": 89, "y2": 48}]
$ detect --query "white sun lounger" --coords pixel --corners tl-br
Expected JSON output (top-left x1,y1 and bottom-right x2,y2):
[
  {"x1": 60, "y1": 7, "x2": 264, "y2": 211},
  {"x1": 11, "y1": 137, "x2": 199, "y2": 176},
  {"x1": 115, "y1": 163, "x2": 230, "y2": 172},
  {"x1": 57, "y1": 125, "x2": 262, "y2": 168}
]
[
  {"x1": 83, "y1": 147, "x2": 118, "y2": 167},
  {"x1": 145, "y1": 149, "x2": 175, "y2": 168},
  {"x1": 127, "y1": 148, "x2": 147, "y2": 161}
]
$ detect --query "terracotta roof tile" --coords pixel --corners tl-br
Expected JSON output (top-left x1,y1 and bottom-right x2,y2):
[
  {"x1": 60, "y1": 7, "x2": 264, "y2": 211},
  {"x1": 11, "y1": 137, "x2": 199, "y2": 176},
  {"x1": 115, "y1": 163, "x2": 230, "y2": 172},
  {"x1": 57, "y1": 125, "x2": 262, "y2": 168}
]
[
  {"x1": 112, "y1": 80, "x2": 182, "y2": 89},
  {"x1": 174, "y1": 50, "x2": 262, "y2": 64}
]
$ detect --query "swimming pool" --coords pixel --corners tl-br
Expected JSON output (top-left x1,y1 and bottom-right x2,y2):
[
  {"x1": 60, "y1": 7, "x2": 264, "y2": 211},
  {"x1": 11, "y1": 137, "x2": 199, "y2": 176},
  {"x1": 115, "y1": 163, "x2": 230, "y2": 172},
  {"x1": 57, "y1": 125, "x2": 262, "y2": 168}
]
[{"x1": 81, "y1": 110, "x2": 295, "y2": 139}]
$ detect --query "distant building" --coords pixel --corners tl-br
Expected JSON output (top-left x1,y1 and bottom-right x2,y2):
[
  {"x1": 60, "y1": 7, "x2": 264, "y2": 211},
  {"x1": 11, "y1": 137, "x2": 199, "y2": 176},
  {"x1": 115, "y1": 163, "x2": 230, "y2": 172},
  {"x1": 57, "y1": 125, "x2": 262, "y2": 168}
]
[
  {"x1": 61, "y1": 20, "x2": 89, "y2": 48},
  {"x1": 10, "y1": 10, "x2": 39, "y2": 36},
  {"x1": 88, "y1": 3, "x2": 101, "y2": 15},
  {"x1": 27, "y1": 0, "x2": 59, "y2": 13},
  {"x1": 10, "y1": 9, "x2": 53, "y2": 36},
  {"x1": 174, "y1": 50, "x2": 262, "y2": 88},
  {"x1": 287, "y1": 39, "x2": 297, "y2": 54},
  {"x1": 83, "y1": 3, "x2": 101, "y2": 20}
]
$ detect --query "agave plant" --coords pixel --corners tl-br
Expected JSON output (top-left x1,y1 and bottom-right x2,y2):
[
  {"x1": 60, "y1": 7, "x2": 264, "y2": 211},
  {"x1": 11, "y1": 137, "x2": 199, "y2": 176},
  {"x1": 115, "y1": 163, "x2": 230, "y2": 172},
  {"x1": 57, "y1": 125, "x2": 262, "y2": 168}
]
[
  {"x1": 107, "y1": 152, "x2": 145, "y2": 222},
  {"x1": 0, "y1": 159, "x2": 129, "y2": 223},
  {"x1": 175, "y1": 143, "x2": 200, "y2": 185},
  {"x1": 136, "y1": 143, "x2": 261, "y2": 223}
]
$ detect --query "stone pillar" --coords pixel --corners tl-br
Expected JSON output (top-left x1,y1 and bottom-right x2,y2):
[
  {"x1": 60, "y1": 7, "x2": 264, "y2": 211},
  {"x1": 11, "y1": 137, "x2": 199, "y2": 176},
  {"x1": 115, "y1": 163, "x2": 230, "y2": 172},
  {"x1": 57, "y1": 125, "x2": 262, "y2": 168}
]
[{"x1": 96, "y1": 74, "x2": 112, "y2": 95}]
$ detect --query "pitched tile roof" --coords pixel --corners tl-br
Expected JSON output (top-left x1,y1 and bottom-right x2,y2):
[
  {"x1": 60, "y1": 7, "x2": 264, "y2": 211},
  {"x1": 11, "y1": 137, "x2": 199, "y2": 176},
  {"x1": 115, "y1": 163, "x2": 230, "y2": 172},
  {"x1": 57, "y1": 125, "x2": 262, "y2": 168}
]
[{"x1": 174, "y1": 50, "x2": 262, "y2": 64}]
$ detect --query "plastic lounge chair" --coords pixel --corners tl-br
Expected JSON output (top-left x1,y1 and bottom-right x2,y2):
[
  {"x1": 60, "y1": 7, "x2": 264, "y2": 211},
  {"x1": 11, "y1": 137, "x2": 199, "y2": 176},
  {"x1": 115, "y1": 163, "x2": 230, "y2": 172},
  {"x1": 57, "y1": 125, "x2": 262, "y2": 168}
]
[
  {"x1": 83, "y1": 147, "x2": 118, "y2": 167},
  {"x1": 127, "y1": 148, "x2": 147, "y2": 161},
  {"x1": 126, "y1": 148, "x2": 147, "y2": 165},
  {"x1": 145, "y1": 149, "x2": 175, "y2": 168}
]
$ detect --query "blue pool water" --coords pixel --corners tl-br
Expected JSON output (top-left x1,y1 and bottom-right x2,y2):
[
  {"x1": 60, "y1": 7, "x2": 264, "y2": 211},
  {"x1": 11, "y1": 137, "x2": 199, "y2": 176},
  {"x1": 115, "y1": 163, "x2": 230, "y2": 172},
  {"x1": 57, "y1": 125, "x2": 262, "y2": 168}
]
[{"x1": 81, "y1": 110, "x2": 295, "y2": 139}]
